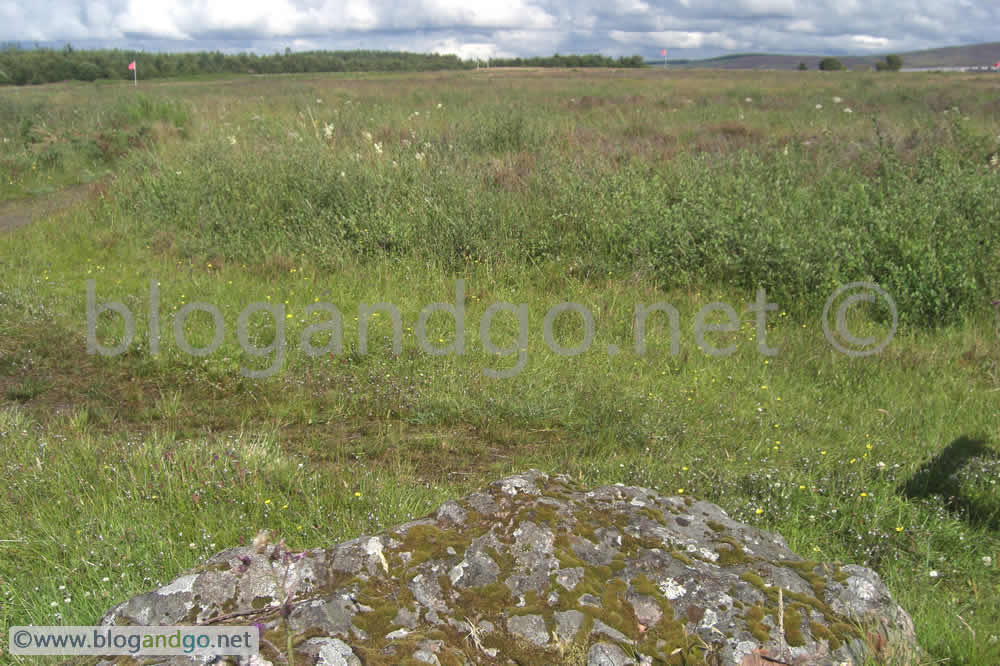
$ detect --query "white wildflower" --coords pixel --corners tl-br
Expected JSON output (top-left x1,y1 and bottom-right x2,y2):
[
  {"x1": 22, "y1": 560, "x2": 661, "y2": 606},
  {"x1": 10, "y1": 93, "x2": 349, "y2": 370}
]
[
  {"x1": 228, "y1": 135, "x2": 237, "y2": 145},
  {"x1": 843, "y1": 107, "x2": 853, "y2": 113},
  {"x1": 745, "y1": 97, "x2": 752, "y2": 103},
  {"x1": 436, "y1": 103, "x2": 443, "y2": 109},
  {"x1": 362, "y1": 131, "x2": 373, "y2": 142},
  {"x1": 815, "y1": 104, "x2": 823, "y2": 110},
  {"x1": 929, "y1": 570, "x2": 939, "y2": 578},
  {"x1": 984, "y1": 556, "x2": 993, "y2": 566},
  {"x1": 373, "y1": 142, "x2": 383, "y2": 155},
  {"x1": 832, "y1": 96, "x2": 843, "y2": 103},
  {"x1": 323, "y1": 123, "x2": 335, "y2": 139},
  {"x1": 415, "y1": 152, "x2": 425, "y2": 162}
]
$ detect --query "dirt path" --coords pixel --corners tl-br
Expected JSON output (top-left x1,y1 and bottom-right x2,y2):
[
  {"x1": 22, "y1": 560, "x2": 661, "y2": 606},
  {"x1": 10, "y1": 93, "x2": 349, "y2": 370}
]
[{"x1": 0, "y1": 183, "x2": 96, "y2": 233}]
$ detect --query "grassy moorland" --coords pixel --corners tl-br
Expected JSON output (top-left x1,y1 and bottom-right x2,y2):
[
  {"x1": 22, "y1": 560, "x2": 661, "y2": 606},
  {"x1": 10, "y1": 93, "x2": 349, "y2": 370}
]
[{"x1": 1, "y1": 69, "x2": 999, "y2": 664}]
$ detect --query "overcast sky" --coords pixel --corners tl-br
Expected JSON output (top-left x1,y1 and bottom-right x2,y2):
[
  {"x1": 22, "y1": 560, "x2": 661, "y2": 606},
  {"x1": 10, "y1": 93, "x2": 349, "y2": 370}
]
[{"x1": 3, "y1": 1, "x2": 997, "y2": 60}]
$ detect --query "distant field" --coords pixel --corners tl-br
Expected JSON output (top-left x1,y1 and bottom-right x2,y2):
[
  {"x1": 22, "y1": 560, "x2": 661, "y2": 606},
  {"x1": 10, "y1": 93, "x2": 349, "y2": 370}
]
[
  {"x1": 1, "y1": 69, "x2": 999, "y2": 664},
  {"x1": 665, "y1": 41, "x2": 1000, "y2": 70}
]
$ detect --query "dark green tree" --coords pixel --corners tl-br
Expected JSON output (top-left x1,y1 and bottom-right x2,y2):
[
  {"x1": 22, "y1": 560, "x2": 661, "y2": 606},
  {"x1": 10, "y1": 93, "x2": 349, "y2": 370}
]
[{"x1": 883, "y1": 54, "x2": 902, "y2": 71}]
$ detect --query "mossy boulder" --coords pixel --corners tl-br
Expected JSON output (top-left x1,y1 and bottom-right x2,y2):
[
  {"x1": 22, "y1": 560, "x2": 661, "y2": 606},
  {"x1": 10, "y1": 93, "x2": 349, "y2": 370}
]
[{"x1": 100, "y1": 471, "x2": 919, "y2": 665}]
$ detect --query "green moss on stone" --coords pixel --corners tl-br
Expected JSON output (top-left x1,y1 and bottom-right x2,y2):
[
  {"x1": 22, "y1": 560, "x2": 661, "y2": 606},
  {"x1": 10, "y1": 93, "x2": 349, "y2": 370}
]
[
  {"x1": 783, "y1": 589, "x2": 832, "y2": 616},
  {"x1": 459, "y1": 581, "x2": 512, "y2": 611},
  {"x1": 250, "y1": 595, "x2": 272, "y2": 610},
  {"x1": 506, "y1": 589, "x2": 549, "y2": 617},
  {"x1": 783, "y1": 606, "x2": 805, "y2": 647},
  {"x1": 398, "y1": 524, "x2": 468, "y2": 569},
  {"x1": 706, "y1": 520, "x2": 727, "y2": 533},
  {"x1": 811, "y1": 621, "x2": 833, "y2": 641},
  {"x1": 669, "y1": 550, "x2": 693, "y2": 566},
  {"x1": 715, "y1": 536, "x2": 753, "y2": 566},
  {"x1": 639, "y1": 506, "x2": 665, "y2": 523},
  {"x1": 518, "y1": 502, "x2": 561, "y2": 527},
  {"x1": 609, "y1": 554, "x2": 626, "y2": 572},
  {"x1": 810, "y1": 620, "x2": 842, "y2": 649},
  {"x1": 739, "y1": 570, "x2": 765, "y2": 589},
  {"x1": 746, "y1": 604, "x2": 770, "y2": 642},
  {"x1": 830, "y1": 621, "x2": 860, "y2": 639},
  {"x1": 631, "y1": 573, "x2": 658, "y2": 597},
  {"x1": 778, "y1": 559, "x2": 828, "y2": 600}
]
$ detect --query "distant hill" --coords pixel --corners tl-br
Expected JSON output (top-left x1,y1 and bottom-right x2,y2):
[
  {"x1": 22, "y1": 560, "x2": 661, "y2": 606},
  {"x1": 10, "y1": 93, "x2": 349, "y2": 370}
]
[{"x1": 659, "y1": 42, "x2": 1000, "y2": 71}]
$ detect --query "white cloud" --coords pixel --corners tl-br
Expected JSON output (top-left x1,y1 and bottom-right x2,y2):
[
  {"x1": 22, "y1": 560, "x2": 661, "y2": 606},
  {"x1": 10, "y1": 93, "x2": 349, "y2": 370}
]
[
  {"x1": 849, "y1": 34, "x2": 891, "y2": 49},
  {"x1": 409, "y1": 0, "x2": 556, "y2": 30},
  {"x1": 2, "y1": 0, "x2": 998, "y2": 59},
  {"x1": 786, "y1": 20, "x2": 817, "y2": 34},
  {"x1": 610, "y1": 30, "x2": 746, "y2": 50},
  {"x1": 426, "y1": 37, "x2": 498, "y2": 60}
]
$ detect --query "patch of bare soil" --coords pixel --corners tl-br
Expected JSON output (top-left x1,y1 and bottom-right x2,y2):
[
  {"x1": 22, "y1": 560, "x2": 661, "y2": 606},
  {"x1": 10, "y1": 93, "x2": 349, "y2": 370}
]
[{"x1": 0, "y1": 183, "x2": 97, "y2": 233}]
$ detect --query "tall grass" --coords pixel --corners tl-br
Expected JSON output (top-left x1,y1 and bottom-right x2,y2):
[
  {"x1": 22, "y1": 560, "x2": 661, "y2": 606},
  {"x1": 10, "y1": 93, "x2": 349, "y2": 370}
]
[
  {"x1": 0, "y1": 88, "x2": 189, "y2": 200},
  {"x1": 108, "y1": 97, "x2": 998, "y2": 326}
]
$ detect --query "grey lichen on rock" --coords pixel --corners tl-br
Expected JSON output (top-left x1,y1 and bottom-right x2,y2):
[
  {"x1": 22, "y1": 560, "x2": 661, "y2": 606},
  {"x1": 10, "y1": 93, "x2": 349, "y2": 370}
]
[{"x1": 100, "y1": 470, "x2": 920, "y2": 664}]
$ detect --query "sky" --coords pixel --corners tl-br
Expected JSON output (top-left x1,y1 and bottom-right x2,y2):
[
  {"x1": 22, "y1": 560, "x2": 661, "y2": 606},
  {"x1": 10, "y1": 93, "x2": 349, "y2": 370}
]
[{"x1": 2, "y1": 1, "x2": 998, "y2": 61}]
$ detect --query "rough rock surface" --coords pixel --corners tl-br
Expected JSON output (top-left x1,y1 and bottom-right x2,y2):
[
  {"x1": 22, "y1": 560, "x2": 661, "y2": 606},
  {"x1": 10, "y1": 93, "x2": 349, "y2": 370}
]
[{"x1": 101, "y1": 471, "x2": 919, "y2": 665}]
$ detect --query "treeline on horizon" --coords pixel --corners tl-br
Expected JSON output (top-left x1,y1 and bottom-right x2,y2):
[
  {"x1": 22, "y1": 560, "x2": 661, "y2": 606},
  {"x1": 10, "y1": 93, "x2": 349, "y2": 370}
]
[
  {"x1": 486, "y1": 54, "x2": 643, "y2": 68},
  {"x1": 0, "y1": 44, "x2": 644, "y2": 85}
]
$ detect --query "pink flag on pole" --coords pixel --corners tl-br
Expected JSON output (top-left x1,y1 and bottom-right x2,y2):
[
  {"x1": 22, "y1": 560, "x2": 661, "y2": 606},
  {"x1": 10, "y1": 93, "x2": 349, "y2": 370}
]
[
  {"x1": 128, "y1": 61, "x2": 136, "y2": 71},
  {"x1": 660, "y1": 49, "x2": 667, "y2": 56}
]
